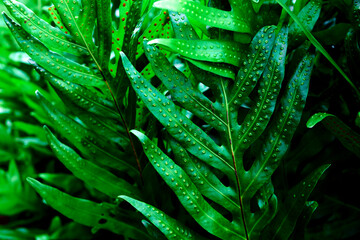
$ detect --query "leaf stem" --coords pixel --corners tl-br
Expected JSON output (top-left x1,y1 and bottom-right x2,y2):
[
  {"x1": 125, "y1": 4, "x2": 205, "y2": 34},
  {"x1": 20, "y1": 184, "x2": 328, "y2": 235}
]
[
  {"x1": 221, "y1": 80, "x2": 249, "y2": 240},
  {"x1": 63, "y1": 0, "x2": 143, "y2": 179},
  {"x1": 102, "y1": 73, "x2": 143, "y2": 180}
]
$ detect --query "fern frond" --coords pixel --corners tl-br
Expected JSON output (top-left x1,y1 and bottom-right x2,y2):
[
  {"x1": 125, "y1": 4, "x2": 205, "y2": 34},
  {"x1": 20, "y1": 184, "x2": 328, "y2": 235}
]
[
  {"x1": 131, "y1": 130, "x2": 246, "y2": 239},
  {"x1": 27, "y1": 178, "x2": 150, "y2": 239},
  {"x1": 1, "y1": 0, "x2": 334, "y2": 238},
  {"x1": 307, "y1": 113, "x2": 360, "y2": 158},
  {"x1": 243, "y1": 53, "x2": 315, "y2": 201},
  {"x1": 262, "y1": 164, "x2": 330, "y2": 239},
  {"x1": 120, "y1": 195, "x2": 204, "y2": 239},
  {"x1": 149, "y1": 38, "x2": 246, "y2": 66},
  {"x1": 3, "y1": 0, "x2": 87, "y2": 56},
  {"x1": 3, "y1": 14, "x2": 104, "y2": 87},
  {"x1": 36, "y1": 91, "x2": 136, "y2": 174},
  {"x1": 153, "y1": 0, "x2": 250, "y2": 33},
  {"x1": 44, "y1": 126, "x2": 141, "y2": 199},
  {"x1": 121, "y1": 52, "x2": 234, "y2": 176}
]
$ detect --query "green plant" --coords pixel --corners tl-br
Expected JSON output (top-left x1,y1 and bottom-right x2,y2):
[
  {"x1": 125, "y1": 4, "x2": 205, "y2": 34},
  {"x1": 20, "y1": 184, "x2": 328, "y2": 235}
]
[{"x1": 2, "y1": 0, "x2": 359, "y2": 239}]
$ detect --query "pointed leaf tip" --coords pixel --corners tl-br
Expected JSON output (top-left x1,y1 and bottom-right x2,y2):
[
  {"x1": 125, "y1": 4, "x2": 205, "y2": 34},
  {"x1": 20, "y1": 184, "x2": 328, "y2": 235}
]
[
  {"x1": 2, "y1": 12, "x2": 13, "y2": 27},
  {"x1": 147, "y1": 39, "x2": 159, "y2": 45},
  {"x1": 120, "y1": 51, "x2": 126, "y2": 58},
  {"x1": 306, "y1": 112, "x2": 333, "y2": 128},
  {"x1": 26, "y1": 177, "x2": 40, "y2": 189},
  {"x1": 118, "y1": 195, "x2": 130, "y2": 201},
  {"x1": 130, "y1": 130, "x2": 146, "y2": 143},
  {"x1": 43, "y1": 125, "x2": 55, "y2": 143},
  {"x1": 26, "y1": 176, "x2": 34, "y2": 184}
]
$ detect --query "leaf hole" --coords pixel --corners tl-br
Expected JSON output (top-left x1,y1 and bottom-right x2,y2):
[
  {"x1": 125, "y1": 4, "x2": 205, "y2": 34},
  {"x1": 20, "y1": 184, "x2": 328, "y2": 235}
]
[
  {"x1": 98, "y1": 218, "x2": 107, "y2": 224},
  {"x1": 243, "y1": 147, "x2": 256, "y2": 171}
]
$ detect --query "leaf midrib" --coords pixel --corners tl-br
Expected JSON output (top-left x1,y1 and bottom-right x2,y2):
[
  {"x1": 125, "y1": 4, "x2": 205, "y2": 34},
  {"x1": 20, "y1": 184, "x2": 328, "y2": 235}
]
[
  {"x1": 48, "y1": 107, "x2": 135, "y2": 172},
  {"x1": 125, "y1": 197, "x2": 191, "y2": 239},
  {"x1": 68, "y1": 85, "x2": 119, "y2": 117},
  {"x1": 229, "y1": 47, "x2": 261, "y2": 105},
  {"x1": 153, "y1": 92, "x2": 234, "y2": 171},
  {"x1": 175, "y1": 81, "x2": 227, "y2": 128},
  {"x1": 8, "y1": 0, "x2": 86, "y2": 53},
  {"x1": 159, "y1": 153, "x2": 245, "y2": 239},
  {"x1": 43, "y1": 185, "x2": 149, "y2": 238},
  {"x1": 63, "y1": 0, "x2": 143, "y2": 176},
  {"x1": 186, "y1": 156, "x2": 240, "y2": 210},
  {"x1": 235, "y1": 60, "x2": 277, "y2": 153},
  {"x1": 44, "y1": 55, "x2": 102, "y2": 81},
  {"x1": 241, "y1": 81, "x2": 299, "y2": 200},
  {"x1": 221, "y1": 79, "x2": 249, "y2": 240},
  {"x1": 62, "y1": 0, "x2": 100, "y2": 71},
  {"x1": 248, "y1": 201, "x2": 276, "y2": 236}
]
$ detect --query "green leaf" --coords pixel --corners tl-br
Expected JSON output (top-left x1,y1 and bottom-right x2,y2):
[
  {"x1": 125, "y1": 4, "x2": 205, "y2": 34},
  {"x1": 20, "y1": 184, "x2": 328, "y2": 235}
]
[
  {"x1": 235, "y1": 26, "x2": 288, "y2": 152},
  {"x1": 262, "y1": 164, "x2": 330, "y2": 239},
  {"x1": 120, "y1": 195, "x2": 202, "y2": 239},
  {"x1": 242, "y1": 53, "x2": 314, "y2": 200},
  {"x1": 13, "y1": 121, "x2": 46, "y2": 142},
  {"x1": 140, "y1": 63, "x2": 156, "y2": 80},
  {"x1": 38, "y1": 173, "x2": 81, "y2": 193},
  {"x1": 229, "y1": 25, "x2": 277, "y2": 107},
  {"x1": 307, "y1": 112, "x2": 360, "y2": 158},
  {"x1": 35, "y1": 91, "x2": 137, "y2": 174},
  {"x1": 135, "y1": 11, "x2": 174, "y2": 58},
  {"x1": 169, "y1": 138, "x2": 239, "y2": 212},
  {"x1": 154, "y1": 0, "x2": 250, "y2": 33},
  {"x1": 291, "y1": 0, "x2": 307, "y2": 17},
  {"x1": 289, "y1": 0, "x2": 322, "y2": 47},
  {"x1": 148, "y1": 38, "x2": 245, "y2": 67},
  {"x1": 51, "y1": 0, "x2": 95, "y2": 48},
  {"x1": 0, "y1": 160, "x2": 38, "y2": 216},
  {"x1": 109, "y1": 0, "x2": 133, "y2": 73},
  {"x1": 121, "y1": 52, "x2": 234, "y2": 176},
  {"x1": 47, "y1": 5, "x2": 70, "y2": 34},
  {"x1": 111, "y1": 0, "x2": 143, "y2": 100},
  {"x1": 141, "y1": 220, "x2": 167, "y2": 240},
  {"x1": 44, "y1": 126, "x2": 141, "y2": 199},
  {"x1": 3, "y1": 13, "x2": 104, "y2": 87},
  {"x1": 131, "y1": 130, "x2": 246, "y2": 239},
  {"x1": 306, "y1": 112, "x2": 333, "y2": 128},
  {"x1": 183, "y1": 57, "x2": 236, "y2": 80},
  {"x1": 247, "y1": 182, "x2": 278, "y2": 238},
  {"x1": 143, "y1": 40, "x2": 227, "y2": 132},
  {"x1": 0, "y1": 228, "x2": 36, "y2": 240},
  {"x1": 290, "y1": 201, "x2": 318, "y2": 240},
  {"x1": 45, "y1": 72, "x2": 118, "y2": 119},
  {"x1": 96, "y1": 0, "x2": 112, "y2": 70},
  {"x1": 41, "y1": 70, "x2": 128, "y2": 144},
  {"x1": 251, "y1": 0, "x2": 267, "y2": 13},
  {"x1": 169, "y1": 11, "x2": 199, "y2": 40},
  {"x1": 2, "y1": 0, "x2": 87, "y2": 56},
  {"x1": 121, "y1": 0, "x2": 143, "y2": 60},
  {"x1": 27, "y1": 178, "x2": 150, "y2": 239},
  {"x1": 350, "y1": 0, "x2": 360, "y2": 30},
  {"x1": 275, "y1": 0, "x2": 360, "y2": 98},
  {"x1": 34, "y1": 67, "x2": 127, "y2": 143}
]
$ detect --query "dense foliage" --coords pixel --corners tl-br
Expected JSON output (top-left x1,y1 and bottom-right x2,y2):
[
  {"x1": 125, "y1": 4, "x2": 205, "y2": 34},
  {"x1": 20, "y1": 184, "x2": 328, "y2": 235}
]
[{"x1": 1, "y1": 0, "x2": 360, "y2": 239}]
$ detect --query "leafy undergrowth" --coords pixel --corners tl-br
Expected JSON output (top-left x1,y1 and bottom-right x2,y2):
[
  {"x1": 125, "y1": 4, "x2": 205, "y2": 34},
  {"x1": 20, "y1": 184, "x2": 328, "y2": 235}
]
[{"x1": 0, "y1": 0, "x2": 360, "y2": 239}]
